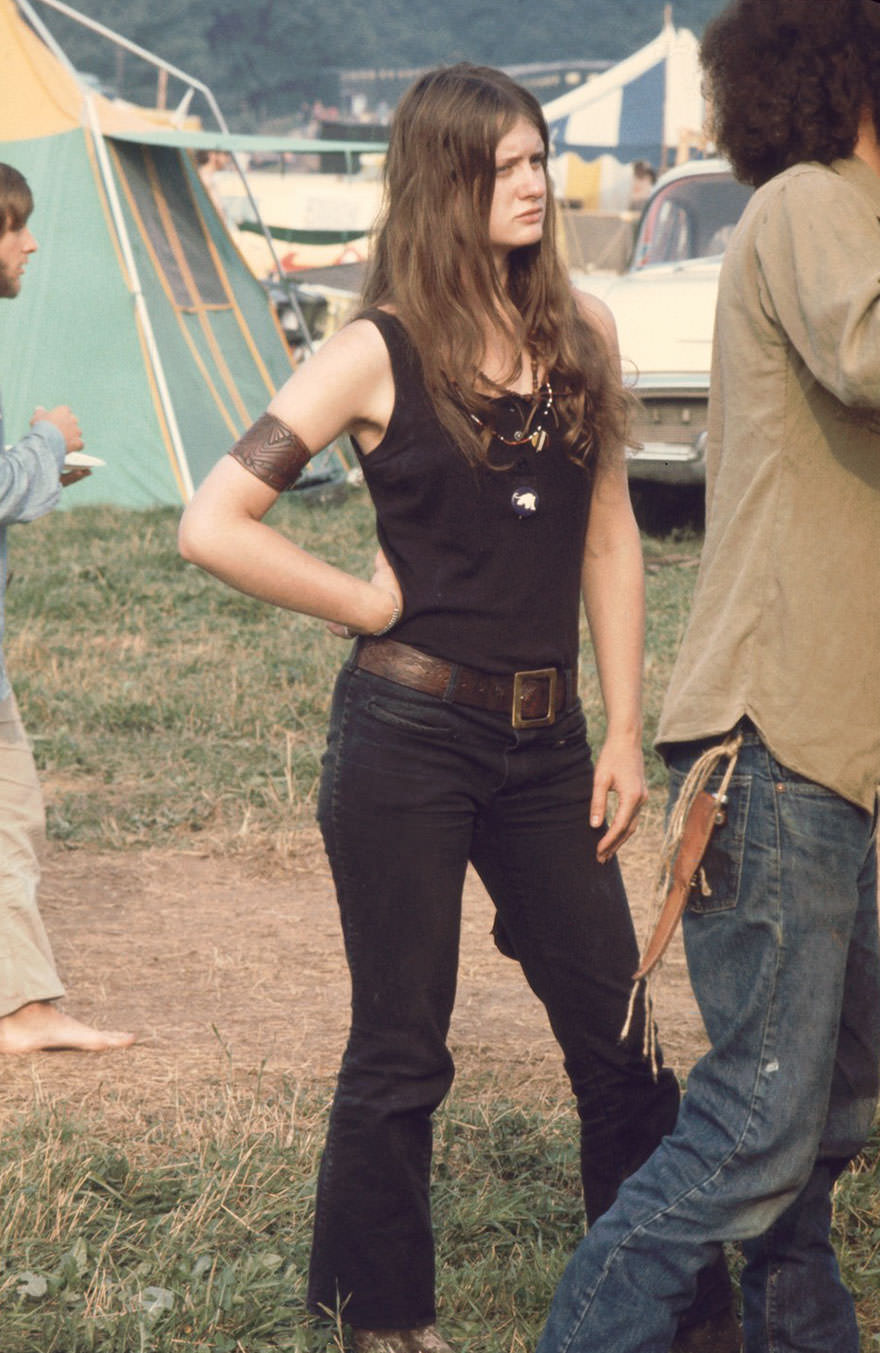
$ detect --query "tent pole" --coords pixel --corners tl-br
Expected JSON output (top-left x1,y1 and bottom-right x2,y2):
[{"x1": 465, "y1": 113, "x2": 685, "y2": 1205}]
[
  {"x1": 16, "y1": 0, "x2": 195, "y2": 496},
  {"x1": 83, "y1": 98, "x2": 195, "y2": 497},
  {"x1": 661, "y1": 13, "x2": 672, "y2": 172},
  {"x1": 26, "y1": 0, "x2": 316, "y2": 354}
]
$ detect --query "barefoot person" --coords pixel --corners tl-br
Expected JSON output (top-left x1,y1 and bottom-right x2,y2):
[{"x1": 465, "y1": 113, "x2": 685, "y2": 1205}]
[
  {"x1": 179, "y1": 65, "x2": 733, "y2": 1352},
  {"x1": 539, "y1": 4, "x2": 880, "y2": 1350},
  {"x1": 0, "y1": 163, "x2": 134, "y2": 1055}
]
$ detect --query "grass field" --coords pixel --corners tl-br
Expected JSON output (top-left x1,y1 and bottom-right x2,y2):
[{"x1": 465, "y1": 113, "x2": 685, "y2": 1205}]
[
  {"x1": 1, "y1": 490, "x2": 878, "y2": 1352},
  {"x1": 6, "y1": 490, "x2": 703, "y2": 858},
  {"x1": 3, "y1": 1084, "x2": 878, "y2": 1353}
]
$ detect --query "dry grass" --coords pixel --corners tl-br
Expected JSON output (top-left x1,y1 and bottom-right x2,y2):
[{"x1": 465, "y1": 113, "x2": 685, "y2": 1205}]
[
  {"x1": 2, "y1": 495, "x2": 877, "y2": 1349},
  {"x1": 2, "y1": 1077, "x2": 878, "y2": 1351},
  {"x1": 0, "y1": 1078, "x2": 586, "y2": 1352},
  {"x1": 7, "y1": 491, "x2": 702, "y2": 859}
]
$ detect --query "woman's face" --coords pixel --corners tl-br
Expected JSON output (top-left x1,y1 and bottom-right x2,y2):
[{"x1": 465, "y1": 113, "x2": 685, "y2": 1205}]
[{"x1": 487, "y1": 115, "x2": 547, "y2": 266}]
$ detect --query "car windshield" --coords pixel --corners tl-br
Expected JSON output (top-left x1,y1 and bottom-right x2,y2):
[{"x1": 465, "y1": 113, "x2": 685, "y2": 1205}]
[{"x1": 632, "y1": 172, "x2": 753, "y2": 268}]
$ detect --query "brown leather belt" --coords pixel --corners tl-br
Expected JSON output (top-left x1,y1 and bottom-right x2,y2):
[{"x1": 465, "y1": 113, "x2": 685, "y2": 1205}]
[{"x1": 355, "y1": 636, "x2": 573, "y2": 728}]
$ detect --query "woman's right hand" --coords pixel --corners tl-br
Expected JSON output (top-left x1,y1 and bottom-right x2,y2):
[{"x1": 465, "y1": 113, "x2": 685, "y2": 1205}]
[
  {"x1": 326, "y1": 549, "x2": 403, "y2": 639},
  {"x1": 369, "y1": 548, "x2": 402, "y2": 610}
]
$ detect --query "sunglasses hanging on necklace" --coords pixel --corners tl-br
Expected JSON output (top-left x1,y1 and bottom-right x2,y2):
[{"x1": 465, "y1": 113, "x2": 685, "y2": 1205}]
[
  {"x1": 462, "y1": 358, "x2": 559, "y2": 519},
  {"x1": 467, "y1": 358, "x2": 558, "y2": 453}
]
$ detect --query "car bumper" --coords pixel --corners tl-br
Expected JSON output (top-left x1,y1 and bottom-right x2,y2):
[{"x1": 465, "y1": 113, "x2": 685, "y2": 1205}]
[
  {"x1": 625, "y1": 441, "x2": 706, "y2": 485},
  {"x1": 625, "y1": 380, "x2": 708, "y2": 485}
]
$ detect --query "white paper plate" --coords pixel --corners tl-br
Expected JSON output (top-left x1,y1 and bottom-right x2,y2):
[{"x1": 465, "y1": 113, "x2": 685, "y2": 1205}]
[{"x1": 64, "y1": 452, "x2": 105, "y2": 467}]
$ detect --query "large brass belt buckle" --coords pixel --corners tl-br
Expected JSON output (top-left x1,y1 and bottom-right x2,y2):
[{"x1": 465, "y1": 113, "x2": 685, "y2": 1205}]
[{"x1": 511, "y1": 667, "x2": 558, "y2": 729}]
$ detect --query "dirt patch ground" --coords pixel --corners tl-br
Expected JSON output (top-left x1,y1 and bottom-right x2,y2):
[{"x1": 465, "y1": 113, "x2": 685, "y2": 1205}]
[{"x1": 0, "y1": 814, "x2": 709, "y2": 1127}]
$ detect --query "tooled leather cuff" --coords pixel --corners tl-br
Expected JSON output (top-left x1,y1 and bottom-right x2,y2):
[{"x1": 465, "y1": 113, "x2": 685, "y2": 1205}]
[{"x1": 228, "y1": 413, "x2": 311, "y2": 492}]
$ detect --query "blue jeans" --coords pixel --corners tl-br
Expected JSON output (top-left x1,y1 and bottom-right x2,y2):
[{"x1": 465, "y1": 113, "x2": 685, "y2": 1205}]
[
  {"x1": 538, "y1": 724, "x2": 880, "y2": 1353},
  {"x1": 307, "y1": 658, "x2": 690, "y2": 1328}
]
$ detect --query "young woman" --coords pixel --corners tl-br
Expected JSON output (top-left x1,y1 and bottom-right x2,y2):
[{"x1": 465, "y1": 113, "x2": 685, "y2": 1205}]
[{"x1": 179, "y1": 64, "x2": 731, "y2": 1353}]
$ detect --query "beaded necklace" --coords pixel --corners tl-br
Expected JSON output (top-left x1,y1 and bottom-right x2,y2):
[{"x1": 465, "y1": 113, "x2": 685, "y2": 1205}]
[
  {"x1": 462, "y1": 357, "x2": 560, "y2": 518},
  {"x1": 467, "y1": 357, "x2": 558, "y2": 452}
]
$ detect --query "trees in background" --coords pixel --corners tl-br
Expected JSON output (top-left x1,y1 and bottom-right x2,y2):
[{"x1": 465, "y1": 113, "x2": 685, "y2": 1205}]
[{"x1": 39, "y1": 0, "x2": 720, "y2": 127}]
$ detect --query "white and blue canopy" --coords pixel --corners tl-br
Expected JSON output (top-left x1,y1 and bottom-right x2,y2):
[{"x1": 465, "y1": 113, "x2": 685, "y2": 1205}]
[{"x1": 544, "y1": 21, "x2": 703, "y2": 167}]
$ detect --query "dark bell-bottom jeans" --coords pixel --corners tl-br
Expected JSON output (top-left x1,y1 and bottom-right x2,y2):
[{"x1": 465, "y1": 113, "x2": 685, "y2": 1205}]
[{"x1": 307, "y1": 659, "x2": 730, "y2": 1329}]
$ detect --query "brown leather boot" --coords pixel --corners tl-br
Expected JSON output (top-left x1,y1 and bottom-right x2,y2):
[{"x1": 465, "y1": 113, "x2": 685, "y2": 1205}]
[{"x1": 351, "y1": 1327, "x2": 454, "y2": 1353}]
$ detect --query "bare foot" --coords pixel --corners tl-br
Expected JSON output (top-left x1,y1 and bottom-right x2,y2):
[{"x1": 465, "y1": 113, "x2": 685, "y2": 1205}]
[{"x1": 0, "y1": 1001, "x2": 136, "y2": 1054}]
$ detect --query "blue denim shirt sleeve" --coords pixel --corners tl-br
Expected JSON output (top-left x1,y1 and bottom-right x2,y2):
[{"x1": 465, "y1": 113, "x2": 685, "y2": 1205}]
[
  {"x1": 0, "y1": 411, "x2": 65, "y2": 524},
  {"x1": 0, "y1": 397, "x2": 66, "y2": 701}
]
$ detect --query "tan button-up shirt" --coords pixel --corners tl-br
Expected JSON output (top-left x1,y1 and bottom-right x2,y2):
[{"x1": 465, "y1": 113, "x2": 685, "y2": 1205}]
[{"x1": 658, "y1": 156, "x2": 880, "y2": 811}]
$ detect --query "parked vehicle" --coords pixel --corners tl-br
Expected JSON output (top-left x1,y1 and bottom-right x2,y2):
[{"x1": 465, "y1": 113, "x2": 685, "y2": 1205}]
[{"x1": 575, "y1": 159, "x2": 753, "y2": 487}]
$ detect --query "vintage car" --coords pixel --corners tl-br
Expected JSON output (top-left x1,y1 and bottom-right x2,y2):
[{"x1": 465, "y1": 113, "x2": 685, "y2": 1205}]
[{"x1": 575, "y1": 159, "x2": 754, "y2": 486}]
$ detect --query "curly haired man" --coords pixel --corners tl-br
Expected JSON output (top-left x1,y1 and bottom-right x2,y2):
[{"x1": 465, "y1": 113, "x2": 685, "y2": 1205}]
[{"x1": 538, "y1": 3, "x2": 880, "y2": 1350}]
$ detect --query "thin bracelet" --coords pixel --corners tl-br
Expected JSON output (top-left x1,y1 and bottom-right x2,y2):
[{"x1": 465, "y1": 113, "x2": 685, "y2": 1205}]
[{"x1": 372, "y1": 590, "x2": 402, "y2": 636}]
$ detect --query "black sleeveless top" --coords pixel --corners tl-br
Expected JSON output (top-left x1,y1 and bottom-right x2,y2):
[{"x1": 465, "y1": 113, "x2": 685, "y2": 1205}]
[{"x1": 352, "y1": 309, "x2": 593, "y2": 674}]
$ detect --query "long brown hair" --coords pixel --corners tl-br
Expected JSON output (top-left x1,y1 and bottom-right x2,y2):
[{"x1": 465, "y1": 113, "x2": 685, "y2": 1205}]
[{"x1": 361, "y1": 63, "x2": 627, "y2": 469}]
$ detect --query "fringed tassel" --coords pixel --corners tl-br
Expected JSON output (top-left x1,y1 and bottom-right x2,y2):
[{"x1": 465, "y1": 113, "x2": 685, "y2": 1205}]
[
  {"x1": 621, "y1": 977, "x2": 659, "y2": 1073},
  {"x1": 622, "y1": 730, "x2": 744, "y2": 1076}
]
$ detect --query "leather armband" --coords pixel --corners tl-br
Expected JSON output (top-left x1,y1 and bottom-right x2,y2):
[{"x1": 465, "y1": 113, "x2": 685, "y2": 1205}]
[{"x1": 228, "y1": 413, "x2": 311, "y2": 492}]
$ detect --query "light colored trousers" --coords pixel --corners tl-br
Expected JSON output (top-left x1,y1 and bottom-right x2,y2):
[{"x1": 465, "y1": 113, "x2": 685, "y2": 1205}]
[{"x1": 0, "y1": 690, "x2": 63, "y2": 1016}]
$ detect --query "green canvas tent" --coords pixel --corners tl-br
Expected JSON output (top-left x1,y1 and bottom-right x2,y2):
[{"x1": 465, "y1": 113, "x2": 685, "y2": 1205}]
[{"x1": 0, "y1": 0, "x2": 365, "y2": 506}]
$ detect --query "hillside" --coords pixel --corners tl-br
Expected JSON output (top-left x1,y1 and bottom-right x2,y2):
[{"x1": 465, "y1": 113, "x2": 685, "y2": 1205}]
[{"x1": 33, "y1": 0, "x2": 724, "y2": 127}]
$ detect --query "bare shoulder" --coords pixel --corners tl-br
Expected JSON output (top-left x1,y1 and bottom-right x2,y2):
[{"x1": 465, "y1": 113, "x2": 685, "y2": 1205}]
[
  {"x1": 315, "y1": 313, "x2": 391, "y2": 374},
  {"x1": 573, "y1": 288, "x2": 618, "y2": 347},
  {"x1": 271, "y1": 314, "x2": 391, "y2": 403},
  {"x1": 266, "y1": 312, "x2": 394, "y2": 443}
]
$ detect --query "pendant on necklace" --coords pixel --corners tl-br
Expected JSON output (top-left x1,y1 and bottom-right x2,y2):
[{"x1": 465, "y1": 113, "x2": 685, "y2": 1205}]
[
  {"x1": 512, "y1": 427, "x2": 547, "y2": 451},
  {"x1": 511, "y1": 486, "x2": 539, "y2": 518}
]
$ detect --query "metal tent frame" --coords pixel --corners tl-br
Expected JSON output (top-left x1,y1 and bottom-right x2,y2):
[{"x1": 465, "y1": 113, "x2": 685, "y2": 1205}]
[{"x1": 15, "y1": 0, "x2": 375, "y2": 497}]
